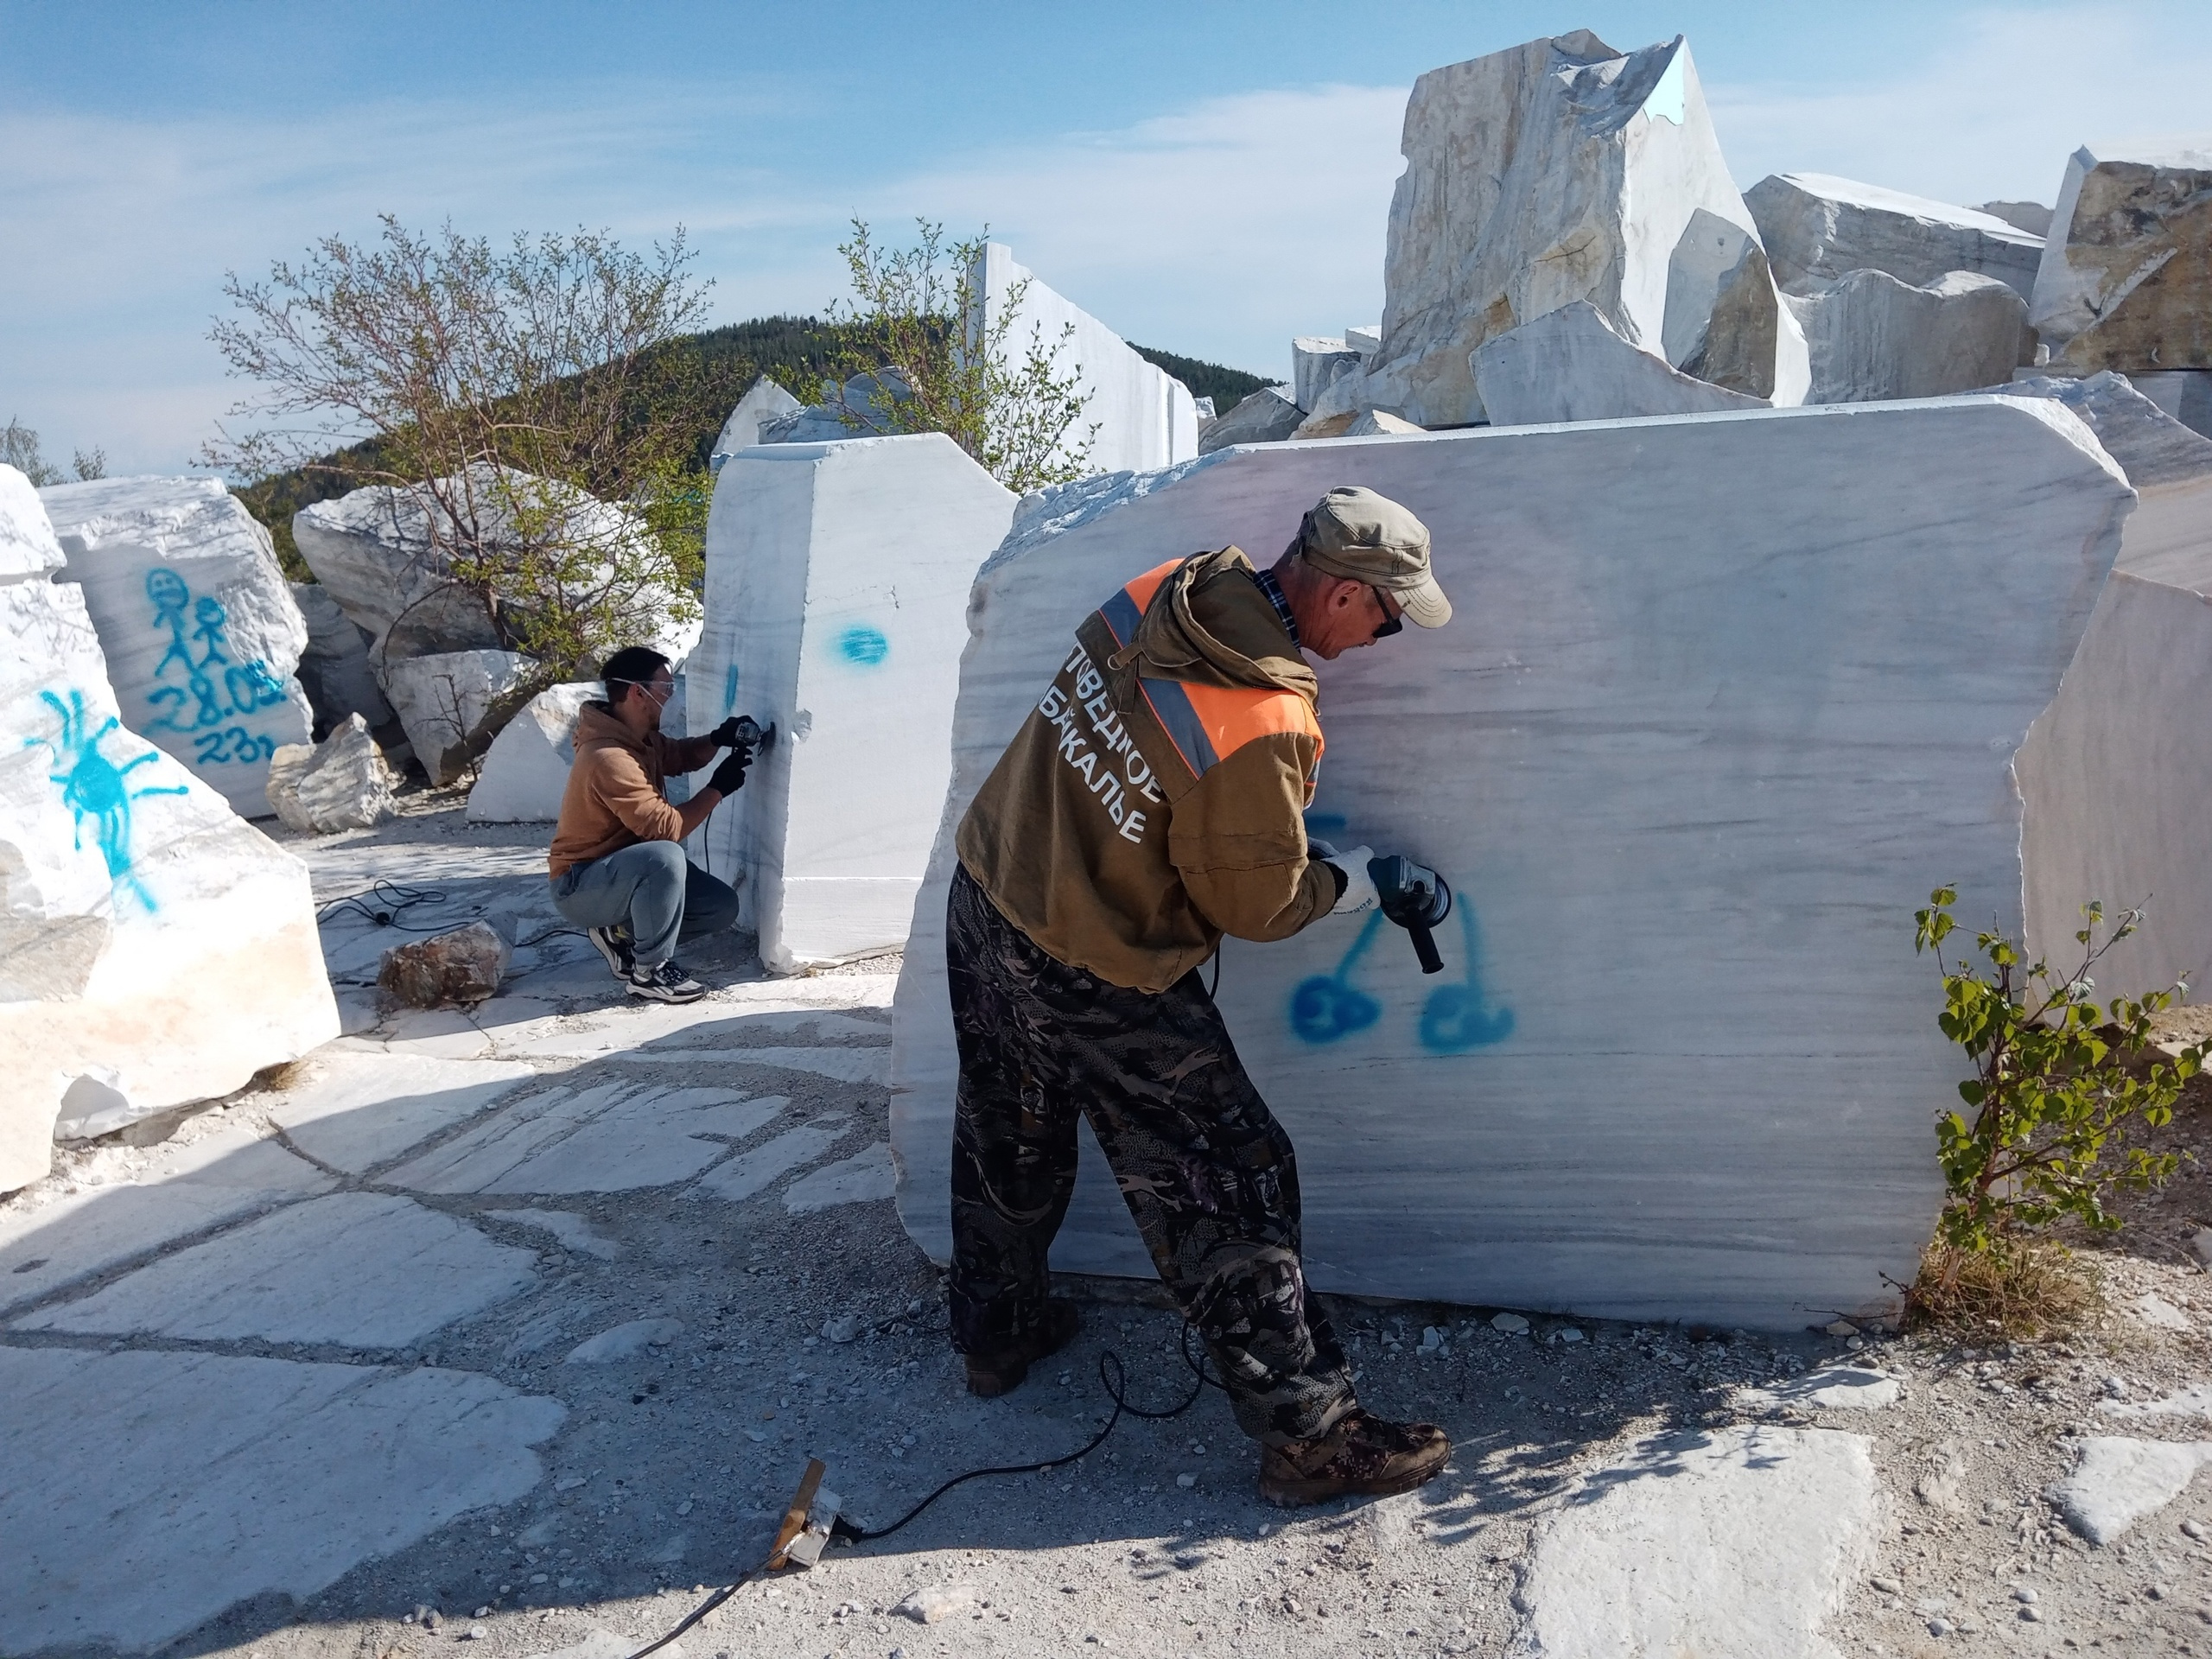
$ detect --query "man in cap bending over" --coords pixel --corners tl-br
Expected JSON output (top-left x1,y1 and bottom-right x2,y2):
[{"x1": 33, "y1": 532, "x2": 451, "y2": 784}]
[{"x1": 948, "y1": 486, "x2": 1454, "y2": 1506}]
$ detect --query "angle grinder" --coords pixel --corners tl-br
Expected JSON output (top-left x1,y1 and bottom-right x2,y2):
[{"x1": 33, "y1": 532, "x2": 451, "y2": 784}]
[{"x1": 1370, "y1": 855, "x2": 1452, "y2": 975}]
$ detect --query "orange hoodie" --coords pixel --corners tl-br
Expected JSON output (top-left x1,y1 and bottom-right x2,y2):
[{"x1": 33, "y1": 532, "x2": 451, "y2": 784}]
[{"x1": 547, "y1": 702, "x2": 717, "y2": 877}]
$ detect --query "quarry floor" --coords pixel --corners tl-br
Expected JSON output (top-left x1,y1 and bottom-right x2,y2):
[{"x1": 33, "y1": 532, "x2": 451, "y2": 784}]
[{"x1": 8, "y1": 796, "x2": 2212, "y2": 1657}]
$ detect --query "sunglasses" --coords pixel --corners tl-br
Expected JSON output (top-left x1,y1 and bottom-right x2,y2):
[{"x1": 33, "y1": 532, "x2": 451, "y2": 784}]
[{"x1": 1371, "y1": 587, "x2": 1404, "y2": 639}]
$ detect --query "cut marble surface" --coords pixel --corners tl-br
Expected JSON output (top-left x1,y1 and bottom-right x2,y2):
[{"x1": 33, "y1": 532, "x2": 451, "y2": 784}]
[
  {"x1": 1745, "y1": 171, "x2": 2044, "y2": 299},
  {"x1": 0, "y1": 1124, "x2": 328, "y2": 1314},
  {"x1": 1471, "y1": 300, "x2": 1768, "y2": 424},
  {"x1": 2103, "y1": 1382, "x2": 2212, "y2": 1420},
  {"x1": 584, "y1": 1046, "x2": 891, "y2": 1086},
  {"x1": 893, "y1": 396, "x2": 2129, "y2": 1327},
  {"x1": 499, "y1": 1206, "x2": 621, "y2": 1260},
  {"x1": 696, "y1": 1118, "x2": 848, "y2": 1203},
  {"x1": 1517, "y1": 1425, "x2": 1878, "y2": 1657},
  {"x1": 1795, "y1": 269, "x2": 2030, "y2": 404},
  {"x1": 1993, "y1": 371, "x2": 2212, "y2": 492},
  {"x1": 1736, "y1": 1366, "x2": 1902, "y2": 1412},
  {"x1": 502, "y1": 995, "x2": 893, "y2": 1058},
  {"x1": 383, "y1": 1083, "x2": 780, "y2": 1195},
  {"x1": 690, "y1": 434, "x2": 1014, "y2": 972},
  {"x1": 467, "y1": 680, "x2": 598, "y2": 823},
  {"x1": 0, "y1": 1345, "x2": 563, "y2": 1654},
  {"x1": 13, "y1": 1191, "x2": 537, "y2": 1346},
  {"x1": 783, "y1": 1141, "x2": 896, "y2": 1211},
  {"x1": 2049, "y1": 1436, "x2": 2212, "y2": 1545},
  {"x1": 263, "y1": 1050, "x2": 535, "y2": 1173}
]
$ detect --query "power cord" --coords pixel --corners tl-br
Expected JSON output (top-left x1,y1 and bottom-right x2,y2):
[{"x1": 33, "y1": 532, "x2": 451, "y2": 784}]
[
  {"x1": 621, "y1": 1328, "x2": 1221, "y2": 1659},
  {"x1": 315, "y1": 880, "x2": 452, "y2": 931}
]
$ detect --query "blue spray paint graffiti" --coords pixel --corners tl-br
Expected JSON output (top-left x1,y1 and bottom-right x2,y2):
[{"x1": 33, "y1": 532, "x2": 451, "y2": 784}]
[
  {"x1": 142, "y1": 568, "x2": 287, "y2": 765},
  {"x1": 722, "y1": 662, "x2": 741, "y2": 715},
  {"x1": 1289, "y1": 912, "x2": 1386, "y2": 1042},
  {"x1": 24, "y1": 688, "x2": 190, "y2": 914},
  {"x1": 1419, "y1": 906, "x2": 1516, "y2": 1052},
  {"x1": 837, "y1": 625, "x2": 889, "y2": 667},
  {"x1": 1287, "y1": 868, "x2": 1515, "y2": 1052}
]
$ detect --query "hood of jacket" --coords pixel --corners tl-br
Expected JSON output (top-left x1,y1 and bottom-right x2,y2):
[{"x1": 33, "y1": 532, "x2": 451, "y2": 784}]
[
  {"x1": 571, "y1": 701, "x2": 651, "y2": 761},
  {"x1": 1109, "y1": 547, "x2": 1319, "y2": 705}
]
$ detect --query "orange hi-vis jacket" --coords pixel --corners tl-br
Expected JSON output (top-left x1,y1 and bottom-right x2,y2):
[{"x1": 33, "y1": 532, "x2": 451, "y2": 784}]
[{"x1": 957, "y1": 547, "x2": 1341, "y2": 992}]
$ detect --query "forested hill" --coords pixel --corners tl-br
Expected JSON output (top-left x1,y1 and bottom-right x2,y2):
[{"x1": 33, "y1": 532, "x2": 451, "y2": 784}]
[{"x1": 234, "y1": 317, "x2": 1270, "y2": 572}]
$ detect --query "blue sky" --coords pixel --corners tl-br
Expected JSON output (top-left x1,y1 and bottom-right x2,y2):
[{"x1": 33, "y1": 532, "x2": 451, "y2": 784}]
[{"x1": 3, "y1": 1, "x2": 2207, "y2": 474}]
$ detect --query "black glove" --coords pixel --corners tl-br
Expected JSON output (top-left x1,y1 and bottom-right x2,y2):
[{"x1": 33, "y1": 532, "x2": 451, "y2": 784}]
[
  {"x1": 709, "y1": 715, "x2": 745, "y2": 748},
  {"x1": 708, "y1": 748, "x2": 750, "y2": 797}
]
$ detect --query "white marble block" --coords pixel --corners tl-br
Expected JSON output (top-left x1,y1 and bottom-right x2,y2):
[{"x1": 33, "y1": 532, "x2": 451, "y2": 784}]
[
  {"x1": 691, "y1": 434, "x2": 1014, "y2": 973},
  {"x1": 2017, "y1": 387, "x2": 2212, "y2": 1002},
  {"x1": 891, "y1": 397, "x2": 2129, "y2": 1329},
  {"x1": 382, "y1": 650, "x2": 537, "y2": 787},
  {"x1": 467, "y1": 681, "x2": 601, "y2": 823},
  {"x1": 40, "y1": 477, "x2": 314, "y2": 819},
  {"x1": 1199, "y1": 386, "x2": 1304, "y2": 454},
  {"x1": 1326, "y1": 32, "x2": 1806, "y2": 429},
  {"x1": 973, "y1": 244, "x2": 1199, "y2": 475},
  {"x1": 266, "y1": 715, "x2": 396, "y2": 835},
  {"x1": 2132, "y1": 371, "x2": 2212, "y2": 441},
  {"x1": 1472, "y1": 301, "x2": 1769, "y2": 424},
  {"x1": 1796, "y1": 270, "x2": 2031, "y2": 404},
  {"x1": 710, "y1": 375, "x2": 804, "y2": 469},
  {"x1": 1746, "y1": 173, "x2": 2045, "y2": 300},
  {"x1": 2, "y1": 471, "x2": 337, "y2": 1181},
  {"x1": 2032, "y1": 136, "x2": 2212, "y2": 373},
  {"x1": 1292, "y1": 338, "x2": 1364, "y2": 412}
]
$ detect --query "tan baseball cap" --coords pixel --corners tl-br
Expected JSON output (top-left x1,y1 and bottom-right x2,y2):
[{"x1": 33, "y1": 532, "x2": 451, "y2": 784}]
[{"x1": 1296, "y1": 486, "x2": 1452, "y2": 627}]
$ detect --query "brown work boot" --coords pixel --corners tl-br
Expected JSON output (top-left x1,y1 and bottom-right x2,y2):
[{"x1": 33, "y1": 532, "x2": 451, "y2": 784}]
[
  {"x1": 1257, "y1": 1409, "x2": 1451, "y2": 1507},
  {"x1": 963, "y1": 1298, "x2": 1081, "y2": 1397}
]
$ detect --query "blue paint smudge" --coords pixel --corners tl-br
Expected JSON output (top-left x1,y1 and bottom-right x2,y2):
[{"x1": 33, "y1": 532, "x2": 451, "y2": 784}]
[
  {"x1": 837, "y1": 625, "x2": 889, "y2": 667},
  {"x1": 1288, "y1": 912, "x2": 1385, "y2": 1043},
  {"x1": 1419, "y1": 906, "x2": 1515, "y2": 1052},
  {"x1": 722, "y1": 663, "x2": 741, "y2": 715}
]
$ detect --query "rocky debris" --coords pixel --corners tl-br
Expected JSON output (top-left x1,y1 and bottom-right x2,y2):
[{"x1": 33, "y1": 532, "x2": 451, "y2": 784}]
[
  {"x1": 2134, "y1": 1292, "x2": 2194, "y2": 1329},
  {"x1": 290, "y1": 580, "x2": 396, "y2": 737},
  {"x1": 1745, "y1": 172, "x2": 2044, "y2": 299},
  {"x1": 2050, "y1": 1436, "x2": 2212, "y2": 1545},
  {"x1": 563, "y1": 1318, "x2": 683, "y2": 1363},
  {"x1": 1794, "y1": 268, "x2": 2032, "y2": 403},
  {"x1": 1519, "y1": 1425, "x2": 1878, "y2": 1656},
  {"x1": 1491, "y1": 1312, "x2": 1531, "y2": 1334},
  {"x1": 1980, "y1": 199, "x2": 2055, "y2": 237},
  {"x1": 382, "y1": 649, "x2": 537, "y2": 788},
  {"x1": 266, "y1": 714, "x2": 396, "y2": 834},
  {"x1": 1291, "y1": 337, "x2": 1363, "y2": 411},
  {"x1": 1990, "y1": 370, "x2": 2212, "y2": 491},
  {"x1": 2033, "y1": 137, "x2": 2212, "y2": 372},
  {"x1": 1325, "y1": 31, "x2": 1803, "y2": 428},
  {"x1": 1471, "y1": 299, "x2": 1769, "y2": 423},
  {"x1": 2103, "y1": 1381, "x2": 2212, "y2": 1420},
  {"x1": 378, "y1": 921, "x2": 511, "y2": 1008},
  {"x1": 41, "y1": 475, "x2": 314, "y2": 818},
  {"x1": 1197, "y1": 385, "x2": 1302, "y2": 452},
  {"x1": 467, "y1": 681, "x2": 599, "y2": 823},
  {"x1": 1911, "y1": 1439, "x2": 1968, "y2": 1510},
  {"x1": 2, "y1": 471, "x2": 336, "y2": 1178},
  {"x1": 893, "y1": 1583, "x2": 979, "y2": 1624},
  {"x1": 709, "y1": 375, "x2": 804, "y2": 469}
]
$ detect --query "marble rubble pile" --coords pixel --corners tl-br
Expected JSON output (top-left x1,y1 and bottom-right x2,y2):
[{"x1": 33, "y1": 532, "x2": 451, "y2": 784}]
[
  {"x1": 691, "y1": 432, "x2": 1014, "y2": 973},
  {"x1": 0, "y1": 465, "x2": 336, "y2": 1185},
  {"x1": 466, "y1": 681, "x2": 601, "y2": 823},
  {"x1": 265, "y1": 714, "x2": 396, "y2": 835},
  {"x1": 891, "y1": 397, "x2": 2129, "y2": 1328},
  {"x1": 38, "y1": 476, "x2": 315, "y2": 819},
  {"x1": 1303, "y1": 31, "x2": 1808, "y2": 433}
]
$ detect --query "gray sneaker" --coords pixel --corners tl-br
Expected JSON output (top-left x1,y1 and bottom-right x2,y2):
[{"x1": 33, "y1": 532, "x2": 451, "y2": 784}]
[
  {"x1": 586, "y1": 925, "x2": 633, "y2": 981},
  {"x1": 627, "y1": 960, "x2": 705, "y2": 1004}
]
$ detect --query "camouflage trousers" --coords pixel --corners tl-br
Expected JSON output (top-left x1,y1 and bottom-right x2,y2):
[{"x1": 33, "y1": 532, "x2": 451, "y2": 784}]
[{"x1": 945, "y1": 864, "x2": 1357, "y2": 1446}]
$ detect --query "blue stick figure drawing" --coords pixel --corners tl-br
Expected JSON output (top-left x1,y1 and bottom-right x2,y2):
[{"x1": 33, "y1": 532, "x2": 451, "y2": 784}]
[
  {"x1": 1288, "y1": 912, "x2": 1386, "y2": 1043},
  {"x1": 146, "y1": 569, "x2": 194, "y2": 678},
  {"x1": 24, "y1": 688, "x2": 190, "y2": 915},
  {"x1": 1419, "y1": 906, "x2": 1516, "y2": 1052}
]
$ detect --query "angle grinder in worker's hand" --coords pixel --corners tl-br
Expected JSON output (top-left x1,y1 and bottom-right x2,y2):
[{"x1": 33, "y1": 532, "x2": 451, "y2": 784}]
[
  {"x1": 710, "y1": 714, "x2": 777, "y2": 753},
  {"x1": 1369, "y1": 854, "x2": 1451, "y2": 975}
]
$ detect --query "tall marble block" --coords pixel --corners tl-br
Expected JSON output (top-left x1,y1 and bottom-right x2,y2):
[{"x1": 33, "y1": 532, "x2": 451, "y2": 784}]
[
  {"x1": 1745, "y1": 173, "x2": 2045, "y2": 299},
  {"x1": 1325, "y1": 31, "x2": 1806, "y2": 429},
  {"x1": 694, "y1": 434, "x2": 1015, "y2": 973},
  {"x1": 40, "y1": 477, "x2": 314, "y2": 819},
  {"x1": 974, "y1": 244, "x2": 1199, "y2": 475},
  {"x1": 891, "y1": 398, "x2": 2129, "y2": 1328},
  {"x1": 1, "y1": 470, "x2": 336, "y2": 1181},
  {"x1": 2033, "y1": 137, "x2": 2212, "y2": 373}
]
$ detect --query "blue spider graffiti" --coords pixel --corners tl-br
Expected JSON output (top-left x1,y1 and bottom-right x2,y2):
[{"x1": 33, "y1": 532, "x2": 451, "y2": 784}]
[{"x1": 24, "y1": 688, "x2": 189, "y2": 914}]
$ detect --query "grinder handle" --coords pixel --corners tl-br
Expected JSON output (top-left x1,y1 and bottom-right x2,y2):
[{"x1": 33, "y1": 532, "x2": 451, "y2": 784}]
[{"x1": 1406, "y1": 918, "x2": 1445, "y2": 976}]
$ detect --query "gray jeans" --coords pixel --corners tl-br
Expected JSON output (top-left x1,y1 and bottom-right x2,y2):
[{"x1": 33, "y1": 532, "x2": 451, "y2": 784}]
[{"x1": 550, "y1": 841, "x2": 740, "y2": 966}]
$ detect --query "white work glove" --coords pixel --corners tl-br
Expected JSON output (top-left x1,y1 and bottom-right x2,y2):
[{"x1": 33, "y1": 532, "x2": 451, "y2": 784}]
[{"x1": 1322, "y1": 844, "x2": 1378, "y2": 914}]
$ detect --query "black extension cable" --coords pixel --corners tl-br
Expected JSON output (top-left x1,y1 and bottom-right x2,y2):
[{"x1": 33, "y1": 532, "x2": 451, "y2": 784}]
[
  {"x1": 622, "y1": 1330, "x2": 1222, "y2": 1659},
  {"x1": 315, "y1": 880, "x2": 452, "y2": 932}
]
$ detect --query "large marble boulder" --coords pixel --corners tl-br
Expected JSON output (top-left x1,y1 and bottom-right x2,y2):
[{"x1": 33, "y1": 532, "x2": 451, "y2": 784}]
[
  {"x1": 1745, "y1": 173, "x2": 2045, "y2": 300},
  {"x1": 1796, "y1": 270, "x2": 2032, "y2": 404},
  {"x1": 266, "y1": 715, "x2": 396, "y2": 835},
  {"x1": 709, "y1": 375, "x2": 804, "y2": 469},
  {"x1": 1, "y1": 468, "x2": 337, "y2": 1180},
  {"x1": 972, "y1": 244, "x2": 1199, "y2": 475},
  {"x1": 1472, "y1": 301, "x2": 1769, "y2": 423},
  {"x1": 38, "y1": 478, "x2": 315, "y2": 820},
  {"x1": 292, "y1": 482, "x2": 505, "y2": 661},
  {"x1": 1198, "y1": 385, "x2": 1303, "y2": 454},
  {"x1": 1320, "y1": 32, "x2": 1806, "y2": 429},
  {"x1": 289, "y1": 581, "x2": 395, "y2": 738},
  {"x1": 2017, "y1": 381, "x2": 2212, "y2": 1002},
  {"x1": 382, "y1": 650, "x2": 537, "y2": 788},
  {"x1": 891, "y1": 396, "x2": 2129, "y2": 1329},
  {"x1": 2032, "y1": 137, "x2": 2212, "y2": 373},
  {"x1": 1291, "y1": 338, "x2": 1364, "y2": 412},
  {"x1": 466, "y1": 681, "x2": 601, "y2": 823},
  {"x1": 690, "y1": 433, "x2": 1014, "y2": 973}
]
